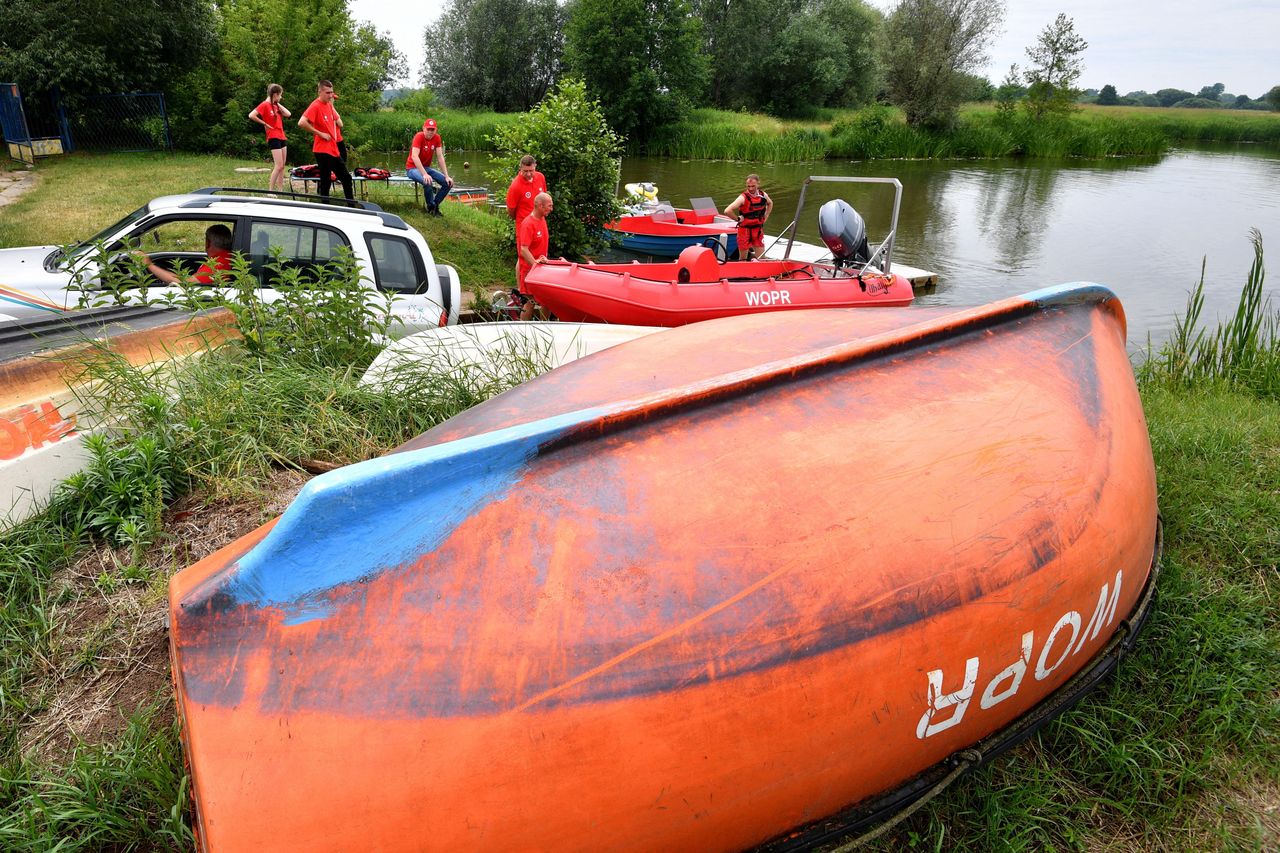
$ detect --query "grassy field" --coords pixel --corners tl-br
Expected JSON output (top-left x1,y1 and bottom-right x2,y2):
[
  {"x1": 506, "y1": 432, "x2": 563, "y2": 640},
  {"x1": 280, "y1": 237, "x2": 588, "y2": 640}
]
[
  {"x1": 0, "y1": 152, "x2": 517, "y2": 303},
  {"x1": 0, "y1": 155, "x2": 1276, "y2": 850}
]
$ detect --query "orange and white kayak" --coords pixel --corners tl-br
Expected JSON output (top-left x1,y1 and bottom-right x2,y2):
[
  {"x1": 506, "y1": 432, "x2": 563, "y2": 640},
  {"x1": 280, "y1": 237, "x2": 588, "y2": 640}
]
[{"x1": 169, "y1": 284, "x2": 1159, "y2": 851}]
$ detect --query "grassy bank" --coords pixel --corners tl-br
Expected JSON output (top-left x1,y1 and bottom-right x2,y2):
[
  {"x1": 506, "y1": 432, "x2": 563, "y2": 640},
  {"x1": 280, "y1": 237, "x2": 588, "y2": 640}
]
[
  {"x1": 1, "y1": 157, "x2": 1276, "y2": 847},
  {"x1": 343, "y1": 108, "x2": 520, "y2": 155},
  {"x1": 279, "y1": 103, "x2": 1279, "y2": 165},
  {"x1": 637, "y1": 104, "x2": 1278, "y2": 162},
  {"x1": 0, "y1": 152, "x2": 516, "y2": 301}
]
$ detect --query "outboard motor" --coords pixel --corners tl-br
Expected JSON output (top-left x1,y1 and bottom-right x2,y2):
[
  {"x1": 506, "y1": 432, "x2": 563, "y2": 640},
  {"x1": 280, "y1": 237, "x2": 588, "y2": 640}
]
[{"x1": 818, "y1": 199, "x2": 871, "y2": 270}]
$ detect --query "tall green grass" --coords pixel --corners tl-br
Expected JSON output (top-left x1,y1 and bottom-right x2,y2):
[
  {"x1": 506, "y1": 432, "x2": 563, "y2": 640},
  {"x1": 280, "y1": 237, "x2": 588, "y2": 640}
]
[
  {"x1": 338, "y1": 103, "x2": 1275, "y2": 162},
  {"x1": 1140, "y1": 229, "x2": 1278, "y2": 397},
  {"x1": 0, "y1": 710, "x2": 192, "y2": 851},
  {"x1": 343, "y1": 108, "x2": 520, "y2": 154},
  {"x1": 642, "y1": 106, "x2": 1177, "y2": 162}
]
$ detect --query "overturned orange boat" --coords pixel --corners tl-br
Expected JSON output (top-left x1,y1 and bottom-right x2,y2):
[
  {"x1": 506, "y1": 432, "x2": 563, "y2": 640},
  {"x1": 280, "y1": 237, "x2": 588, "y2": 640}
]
[{"x1": 169, "y1": 284, "x2": 1160, "y2": 852}]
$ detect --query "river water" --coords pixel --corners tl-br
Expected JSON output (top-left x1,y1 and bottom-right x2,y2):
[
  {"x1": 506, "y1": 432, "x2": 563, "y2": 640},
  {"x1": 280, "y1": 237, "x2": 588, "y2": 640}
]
[{"x1": 422, "y1": 146, "x2": 1280, "y2": 349}]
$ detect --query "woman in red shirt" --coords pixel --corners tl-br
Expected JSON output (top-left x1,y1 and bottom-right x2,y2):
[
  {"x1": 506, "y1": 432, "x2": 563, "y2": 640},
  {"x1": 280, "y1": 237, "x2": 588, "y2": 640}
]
[{"x1": 248, "y1": 84, "x2": 291, "y2": 192}]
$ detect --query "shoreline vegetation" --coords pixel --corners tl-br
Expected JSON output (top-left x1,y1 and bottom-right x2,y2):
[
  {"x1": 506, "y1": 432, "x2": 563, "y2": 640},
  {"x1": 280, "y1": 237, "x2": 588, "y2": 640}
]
[
  {"x1": 0, "y1": 153, "x2": 1276, "y2": 848},
  {"x1": 344, "y1": 103, "x2": 1280, "y2": 164}
]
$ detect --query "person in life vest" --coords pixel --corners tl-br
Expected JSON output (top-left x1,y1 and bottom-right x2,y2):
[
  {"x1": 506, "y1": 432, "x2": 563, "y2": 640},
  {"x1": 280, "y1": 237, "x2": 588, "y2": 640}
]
[
  {"x1": 724, "y1": 174, "x2": 773, "y2": 260},
  {"x1": 406, "y1": 118, "x2": 454, "y2": 216},
  {"x1": 134, "y1": 224, "x2": 235, "y2": 285},
  {"x1": 515, "y1": 192, "x2": 553, "y2": 321},
  {"x1": 506, "y1": 154, "x2": 548, "y2": 225},
  {"x1": 247, "y1": 83, "x2": 291, "y2": 192},
  {"x1": 298, "y1": 80, "x2": 354, "y2": 201}
]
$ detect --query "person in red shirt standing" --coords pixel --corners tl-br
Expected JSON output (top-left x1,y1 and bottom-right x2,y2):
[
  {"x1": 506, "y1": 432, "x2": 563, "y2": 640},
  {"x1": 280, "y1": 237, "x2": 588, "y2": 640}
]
[
  {"x1": 135, "y1": 224, "x2": 235, "y2": 285},
  {"x1": 406, "y1": 119, "x2": 453, "y2": 216},
  {"x1": 506, "y1": 154, "x2": 548, "y2": 225},
  {"x1": 515, "y1": 192, "x2": 553, "y2": 321},
  {"x1": 248, "y1": 84, "x2": 291, "y2": 192},
  {"x1": 298, "y1": 80, "x2": 354, "y2": 201},
  {"x1": 724, "y1": 173, "x2": 773, "y2": 260}
]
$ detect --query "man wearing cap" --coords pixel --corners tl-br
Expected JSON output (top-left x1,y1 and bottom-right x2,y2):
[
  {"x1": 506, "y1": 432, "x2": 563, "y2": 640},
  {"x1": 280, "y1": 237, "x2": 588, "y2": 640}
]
[
  {"x1": 298, "y1": 80, "x2": 354, "y2": 201},
  {"x1": 406, "y1": 119, "x2": 453, "y2": 216},
  {"x1": 506, "y1": 154, "x2": 548, "y2": 225}
]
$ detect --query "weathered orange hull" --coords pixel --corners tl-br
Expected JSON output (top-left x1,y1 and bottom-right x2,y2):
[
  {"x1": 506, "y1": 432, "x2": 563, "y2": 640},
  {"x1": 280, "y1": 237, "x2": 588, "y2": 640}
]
[
  {"x1": 2, "y1": 306, "x2": 235, "y2": 527},
  {"x1": 169, "y1": 285, "x2": 1159, "y2": 851}
]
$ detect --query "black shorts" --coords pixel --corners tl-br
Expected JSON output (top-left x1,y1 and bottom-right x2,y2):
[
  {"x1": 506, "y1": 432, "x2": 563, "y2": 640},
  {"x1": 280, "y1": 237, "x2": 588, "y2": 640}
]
[{"x1": 267, "y1": 138, "x2": 287, "y2": 150}]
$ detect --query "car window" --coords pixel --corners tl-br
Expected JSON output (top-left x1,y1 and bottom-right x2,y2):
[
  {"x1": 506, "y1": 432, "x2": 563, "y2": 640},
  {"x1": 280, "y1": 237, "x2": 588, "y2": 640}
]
[
  {"x1": 366, "y1": 234, "x2": 423, "y2": 293},
  {"x1": 131, "y1": 219, "x2": 235, "y2": 255},
  {"x1": 248, "y1": 220, "x2": 349, "y2": 285}
]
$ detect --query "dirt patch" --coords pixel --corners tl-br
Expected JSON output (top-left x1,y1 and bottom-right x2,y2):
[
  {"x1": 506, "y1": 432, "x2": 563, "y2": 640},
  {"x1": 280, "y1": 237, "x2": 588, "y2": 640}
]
[
  {"x1": 19, "y1": 468, "x2": 309, "y2": 766},
  {"x1": 0, "y1": 167, "x2": 39, "y2": 208}
]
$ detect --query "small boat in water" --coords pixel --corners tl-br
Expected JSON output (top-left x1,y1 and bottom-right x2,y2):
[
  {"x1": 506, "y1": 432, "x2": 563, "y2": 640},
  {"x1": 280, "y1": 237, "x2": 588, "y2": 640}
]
[
  {"x1": 534, "y1": 177, "x2": 919, "y2": 326},
  {"x1": 604, "y1": 196, "x2": 739, "y2": 258},
  {"x1": 524, "y1": 245, "x2": 914, "y2": 326},
  {"x1": 169, "y1": 285, "x2": 1160, "y2": 852}
]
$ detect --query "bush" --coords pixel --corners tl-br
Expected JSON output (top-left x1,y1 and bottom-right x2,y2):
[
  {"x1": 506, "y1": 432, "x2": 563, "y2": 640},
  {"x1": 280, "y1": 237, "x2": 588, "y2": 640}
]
[{"x1": 486, "y1": 79, "x2": 624, "y2": 259}]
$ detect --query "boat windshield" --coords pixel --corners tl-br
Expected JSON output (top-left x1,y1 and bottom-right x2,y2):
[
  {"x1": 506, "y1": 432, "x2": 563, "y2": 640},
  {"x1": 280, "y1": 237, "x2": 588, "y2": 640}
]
[{"x1": 44, "y1": 204, "x2": 152, "y2": 271}]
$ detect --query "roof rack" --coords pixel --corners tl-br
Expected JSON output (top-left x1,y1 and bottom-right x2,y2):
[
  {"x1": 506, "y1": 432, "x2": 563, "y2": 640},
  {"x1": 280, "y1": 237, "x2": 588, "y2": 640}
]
[{"x1": 189, "y1": 187, "x2": 384, "y2": 213}]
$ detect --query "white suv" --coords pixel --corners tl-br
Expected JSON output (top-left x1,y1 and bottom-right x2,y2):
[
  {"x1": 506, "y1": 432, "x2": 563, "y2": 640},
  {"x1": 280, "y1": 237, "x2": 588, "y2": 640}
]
[{"x1": 0, "y1": 188, "x2": 462, "y2": 330}]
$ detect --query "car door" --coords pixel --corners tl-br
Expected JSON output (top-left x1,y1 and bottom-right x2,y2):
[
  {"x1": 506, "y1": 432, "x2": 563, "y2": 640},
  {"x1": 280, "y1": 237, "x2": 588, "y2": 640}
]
[
  {"x1": 74, "y1": 215, "x2": 243, "y2": 309},
  {"x1": 245, "y1": 219, "x2": 352, "y2": 293}
]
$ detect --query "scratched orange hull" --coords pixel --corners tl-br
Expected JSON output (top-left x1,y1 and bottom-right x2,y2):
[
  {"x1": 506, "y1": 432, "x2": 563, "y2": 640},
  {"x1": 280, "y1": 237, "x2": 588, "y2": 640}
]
[{"x1": 169, "y1": 285, "x2": 1159, "y2": 851}]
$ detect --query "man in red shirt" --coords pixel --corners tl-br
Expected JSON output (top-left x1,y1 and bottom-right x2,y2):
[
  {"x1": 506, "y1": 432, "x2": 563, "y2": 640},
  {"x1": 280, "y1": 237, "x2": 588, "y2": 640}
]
[
  {"x1": 136, "y1": 224, "x2": 235, "y2": 284},
  {"x1": 298, "y1": 80, "x2": 354, "y2": 201},
  {"x1": 406, "y1": 118, "x2": 453, "y2": 216},
  {"x1": 506, "y1": 154, "x2": 548, "y2": 225},
  {"x1": 515, "y1": 192, "x2": 553, "y2": 321}
]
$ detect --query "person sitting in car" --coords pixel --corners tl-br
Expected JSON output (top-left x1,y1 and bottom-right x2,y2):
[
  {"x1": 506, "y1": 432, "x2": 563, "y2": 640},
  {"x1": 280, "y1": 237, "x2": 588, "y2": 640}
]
[{"x1": 135, "y1": 224, "x2": 235, "y2": 284}]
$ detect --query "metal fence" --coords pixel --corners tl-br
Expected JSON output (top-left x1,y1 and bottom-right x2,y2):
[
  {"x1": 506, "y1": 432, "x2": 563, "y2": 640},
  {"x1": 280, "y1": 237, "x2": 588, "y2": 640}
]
[{"x1": 69, "y1": 92, "x2": 172, "y2": 153}]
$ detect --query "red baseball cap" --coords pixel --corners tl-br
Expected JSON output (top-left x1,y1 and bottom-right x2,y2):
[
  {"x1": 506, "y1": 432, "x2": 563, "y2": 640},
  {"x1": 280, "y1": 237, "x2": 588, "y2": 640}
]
[{"x1": 423, "y1": 119, "x2": 437, "y2": 130}]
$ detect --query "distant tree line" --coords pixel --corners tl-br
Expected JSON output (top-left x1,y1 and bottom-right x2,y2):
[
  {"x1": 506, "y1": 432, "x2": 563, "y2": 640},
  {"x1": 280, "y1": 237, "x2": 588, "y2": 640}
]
[
  {"x1": 0, "y1": 0, "x2": 405, "y2": 154},
  {"x1": 1087, "y1": 83, "x2": 1280, "y2": 111},
  {"x1": 2, "y1": 0, "x2": 1275, "y2": 159}
]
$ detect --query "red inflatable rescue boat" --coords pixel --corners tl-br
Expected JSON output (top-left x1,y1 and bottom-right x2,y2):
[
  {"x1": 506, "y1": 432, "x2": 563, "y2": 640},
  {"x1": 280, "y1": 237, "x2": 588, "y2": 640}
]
[
  {"x1": 169, "y1": 285, "x2": 1159, "y2": 851},
  {"x1": 524, "y1": 245, "x2": 914, "y2": 326}
]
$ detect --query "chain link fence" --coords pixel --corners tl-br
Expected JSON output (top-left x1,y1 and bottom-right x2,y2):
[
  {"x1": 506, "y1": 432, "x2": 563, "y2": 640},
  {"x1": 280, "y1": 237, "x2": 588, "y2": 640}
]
[{"x1": 69, "y1": 93, "x2": 172, "y2": 153}]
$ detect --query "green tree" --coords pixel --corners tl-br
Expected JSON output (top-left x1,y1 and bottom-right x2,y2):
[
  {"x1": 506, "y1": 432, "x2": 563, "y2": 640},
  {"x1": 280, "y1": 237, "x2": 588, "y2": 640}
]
[
  {"x1": 1097, "y1": 84, "x2": 1119, "y2": 105},
  {"x1": 1155, "y1": 87, "x2": 1194, "y2": 107},
  {"x1": 993, "y1": 64, "x2": 1023, "y2": 122},
  {"x1": 815, "y1": 0, "x2": 884, "y2": 108},
  {"x1": 1266, "y1": 85, "x2": 1280, "y2": 111},
  {"x1": 486, "y1": 79, "x2": 624, "y2": 259},
  {"x1": 166, "y1": 0, "x2": 404, "y2": 154},
  {"x1": 1197, "y1": 83, "x2": 1225, "y2": 101},
  {"x1": 1022, "y1": 12, "x2": 1088, "y2": 119},
  {"x1": 879, "y1": 0, "x2": 1005, "y2": 130},
  {"x1": 423, "y1": 0, "x2": 564, "y2": 111},
  {"x1": 0, "y1": 0, "x2": 214, "y2": 109},
  {"x1": 692, "y1": 0, "x2": 804, "y2": 109},
  {"x1": 957, "y1": 72, "x2": 995, "y2": 102},
  {"x1": 565, "y1": 0, "x2": 709, "y2": 142},
  {"x1": 756, "y1": 13, "x2": 849, "y2": 116}
]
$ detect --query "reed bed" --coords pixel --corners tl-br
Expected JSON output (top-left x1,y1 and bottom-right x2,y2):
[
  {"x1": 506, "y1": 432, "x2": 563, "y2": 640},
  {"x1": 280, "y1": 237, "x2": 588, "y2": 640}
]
[{"x1": 343, "y1": 109, "x2": 519, "y2": 154}]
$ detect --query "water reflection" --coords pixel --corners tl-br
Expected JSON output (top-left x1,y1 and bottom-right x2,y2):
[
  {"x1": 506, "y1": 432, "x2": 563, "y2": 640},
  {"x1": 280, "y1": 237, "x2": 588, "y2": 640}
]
[{"x1": 376, "y1": 146, "x2": 1280, "y2": 348}]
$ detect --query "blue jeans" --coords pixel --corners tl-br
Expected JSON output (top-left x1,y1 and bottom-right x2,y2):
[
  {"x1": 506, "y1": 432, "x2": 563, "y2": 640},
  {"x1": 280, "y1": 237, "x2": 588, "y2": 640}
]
[{"x1": 407, "y1": 167, "x2": 450, "y2": 209}]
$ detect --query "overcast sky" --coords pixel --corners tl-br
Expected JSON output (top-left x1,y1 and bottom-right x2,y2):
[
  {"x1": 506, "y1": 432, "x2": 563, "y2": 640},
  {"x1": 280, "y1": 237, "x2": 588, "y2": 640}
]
[{"x1": 350, "y1": 0, "x2": 1280, "y2": 99}]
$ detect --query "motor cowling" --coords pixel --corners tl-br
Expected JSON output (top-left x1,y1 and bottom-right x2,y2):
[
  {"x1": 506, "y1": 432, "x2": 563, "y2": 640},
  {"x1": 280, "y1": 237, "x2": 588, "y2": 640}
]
[{"x1": 818, "y1": 199, "x2": 871, "y2": 267}]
